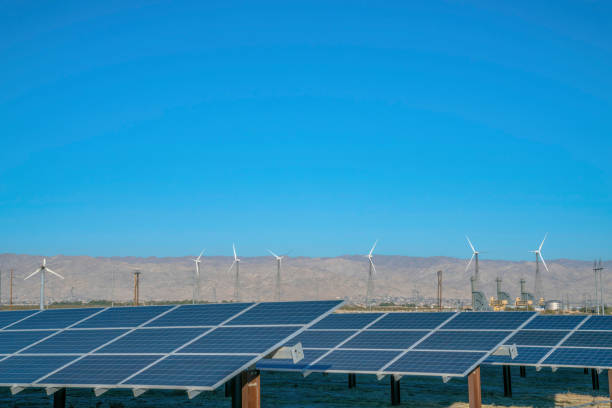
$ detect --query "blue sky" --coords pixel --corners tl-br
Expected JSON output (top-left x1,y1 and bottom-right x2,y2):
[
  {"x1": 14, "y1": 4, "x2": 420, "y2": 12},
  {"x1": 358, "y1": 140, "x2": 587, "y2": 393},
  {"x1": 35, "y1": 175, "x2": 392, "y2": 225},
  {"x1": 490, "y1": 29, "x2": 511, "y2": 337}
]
[{"x1": 1, "y1": 1, "x2": 611, "y2": 259}]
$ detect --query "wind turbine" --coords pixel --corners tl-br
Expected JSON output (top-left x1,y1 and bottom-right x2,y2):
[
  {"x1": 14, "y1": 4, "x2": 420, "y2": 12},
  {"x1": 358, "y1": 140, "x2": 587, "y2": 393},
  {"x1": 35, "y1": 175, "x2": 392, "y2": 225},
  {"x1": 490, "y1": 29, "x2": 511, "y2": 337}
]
[
  {"x1": 192, "y1": 249, "x2": 204, "y2": 304},
  {"x1": 227, "y1": 244, "x2": 241, "y2": 301},
  {"x1": 465, "y1": 236, "x2": 481, "y2": 291},
  {"x1": 529, "y1": 233, "x2": 549, "y2": 305},
  {"x1": 267, "y1": 249, "x2": 285, "y2": 301},
  {"x1": 365, "y1": 240, "x2": 378, "y2": 308},
  {"x1": 24, "y1": 258, "x2": 64, "y2": 310}
]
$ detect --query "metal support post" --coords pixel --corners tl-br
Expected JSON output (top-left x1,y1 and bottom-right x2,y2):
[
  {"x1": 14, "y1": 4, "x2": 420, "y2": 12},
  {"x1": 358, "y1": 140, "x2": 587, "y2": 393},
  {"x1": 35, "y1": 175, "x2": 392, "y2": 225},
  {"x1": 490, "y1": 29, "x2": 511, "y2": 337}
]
[
  {"x1": 468, "y1": 367, "x2": 482, "y2": 408},
  {"x1": 226, "y1": 378, "x2": 233, "y2": 398},
  {"x1": 502, "y1": 366, "x2": 512, "y2": 397},
  {"x1": 585, "y1": 368, "x2": 589, "y2": 375},
  {"x1": 608, "y1": 369, "x2": 612, "y2": 408},
  {"x1": 592, "y1": 368, "x2": 600, "y2": 390},
  {"x1": 53, "y1": 388, "x2": 66, "y2": 408},
  {"x1": 390, "y1": 376, "x2": 401, "y2": 406},
  {"x1": 232, "y1": 374, "x2": 242, "y2": 408},
  {"x1": 241, "y1": 369, "x2": 260, "y2": 408},
  {"x1": 520, "y1": 366, "x2": 526, "y2": 377},
  {"x1": 348, "y1": 373, "x2": 356, "y2": 389}
]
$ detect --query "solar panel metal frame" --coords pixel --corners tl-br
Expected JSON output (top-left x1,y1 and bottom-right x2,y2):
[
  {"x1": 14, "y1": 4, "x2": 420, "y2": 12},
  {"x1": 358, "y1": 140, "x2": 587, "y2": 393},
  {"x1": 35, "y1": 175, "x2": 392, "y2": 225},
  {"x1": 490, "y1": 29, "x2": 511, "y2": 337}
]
[
  {"x1": 258, "y1": 311, "x2": 538, "y2": 378},
  {"x1": 0, "y1": 301, "x2": 343, "y2": 392}
]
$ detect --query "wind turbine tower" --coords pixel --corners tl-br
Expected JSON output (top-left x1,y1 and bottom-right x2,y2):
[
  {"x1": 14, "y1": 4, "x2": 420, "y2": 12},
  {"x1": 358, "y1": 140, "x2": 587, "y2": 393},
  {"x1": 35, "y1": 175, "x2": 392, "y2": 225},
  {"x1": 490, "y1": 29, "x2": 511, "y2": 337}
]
[
  {"x1": 227, "y1": 244, "x2": 241, "y2": 301},
  {"x1": 192, "y1": 249, "x2": 204, "y2": 304},
  {"x1": 365, "y1": 240, "x2": 378, "y2": 308},
  {"x1": 24, "y1": 258, "x2": 64, "y2": 310},
  {"x1": 529, "y1": 233, "x2": 549, "y2": 305},
  {"x1": 268, "y1": 250, "x2": 284, "y2": 301},
  {"x1": 465, "y1": 236, "x2": 481, "y2": 291}
]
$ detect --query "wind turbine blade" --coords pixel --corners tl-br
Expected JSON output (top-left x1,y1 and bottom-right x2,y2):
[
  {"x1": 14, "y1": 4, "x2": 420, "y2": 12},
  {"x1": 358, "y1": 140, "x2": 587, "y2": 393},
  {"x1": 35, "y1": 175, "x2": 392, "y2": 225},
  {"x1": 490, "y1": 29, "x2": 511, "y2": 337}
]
[
  {"x1": 464, "y1": 253, "x2": 475, "y2": 273},
  {"x1": 24, "y1": 268, "x2": 42, "y2": 280},
  {"x1": 197, "y1": 249, "x2": 205, "y2": 261},
  {"x1": 46, "y1": 268, "x2": 65, "y2": 280},
  {"x1": 226, "y1": 260, "x2": 237, "y2": 274},
  {"x1": 465, "y1": 236, "x2": 475, "y2": 253},
  {"x1": 370, "y1": 259, "x2": 377, "y2": 275},
  {"x1": 267, "y1": 249, "x2": 279, "y2": 258},
  {"x1": 369, "y1": 240, "x2": 378, "y2": 256},
  {"x1": 540, "y1": 254, "x2": 550, "y2": 273},
  {"x1": 233, "y1": 244, "x2": 237, "y2": 260},
  {"x1": 539, "y1": 233, "x2": 548, "y2": 251}
]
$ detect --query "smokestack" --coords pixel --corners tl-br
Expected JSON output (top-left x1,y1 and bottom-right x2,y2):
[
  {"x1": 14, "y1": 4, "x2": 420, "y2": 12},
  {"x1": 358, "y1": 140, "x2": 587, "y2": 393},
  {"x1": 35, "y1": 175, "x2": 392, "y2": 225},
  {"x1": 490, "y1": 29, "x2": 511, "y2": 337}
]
[
  {"x1": 496, "y1": 277, "x2": 502, "y2": 300},
  {"x1": 133, "y1": 271, "x2": 141, "y2": 306},
  {"x1": 437, "y1": 270, "x2": 443, "y2": 311},
  {"x1": 520, "y1": 278, "x2": 526, "y2": 298}
]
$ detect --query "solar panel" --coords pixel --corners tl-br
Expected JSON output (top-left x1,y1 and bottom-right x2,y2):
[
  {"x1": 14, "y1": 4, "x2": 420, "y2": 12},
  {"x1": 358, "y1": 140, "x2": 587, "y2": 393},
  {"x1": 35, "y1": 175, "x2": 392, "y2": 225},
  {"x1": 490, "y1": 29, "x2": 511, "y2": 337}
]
[
  {"x1": 579, "y1": 316, "x2": 612, "y2": 331},
  {"x1": 504, "y1": 330, "x2": 569, "y2": 346},
  {"x1": 486, "y1": 346, "x2": 552, "y2": 365},
  {"x1": 258, "y1": 311, "x2": 537, "y2": 377},
  {"x1": 0, "y1": 300, "x2": 343, "y2": 391},
  {"x1": 561, "y1": 331, "x2": 612, "y2": 348},
  {"x1": 543, "y1": 348, "x2": 612, "y2": 368},
  {"x1": 0, "y1": 310, "x2": 39, "y2": 329},
  {"x1": 523, "y1": 315, "x2": 587, "y2": 330},
  {"x1": 386, "y1": 351, "x2": 487, "y2": 375}
]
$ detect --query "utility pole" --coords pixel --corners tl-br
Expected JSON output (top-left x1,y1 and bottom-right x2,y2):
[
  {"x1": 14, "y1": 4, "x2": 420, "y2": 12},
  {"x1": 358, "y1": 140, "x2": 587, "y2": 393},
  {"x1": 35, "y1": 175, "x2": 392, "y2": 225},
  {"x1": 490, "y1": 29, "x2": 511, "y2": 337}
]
[
  {"x1": 437, "y1": 270, "x2": 443, "y2": 311},
  {"x1": 133, "y1": 271, "x2": 141, "y2": 306},
  {"x1": 9, "y1": 269, "x2": 13, "y2": 309},
  {"x1": 595, "y1": 260, "x2": 605, "y2": 315}
]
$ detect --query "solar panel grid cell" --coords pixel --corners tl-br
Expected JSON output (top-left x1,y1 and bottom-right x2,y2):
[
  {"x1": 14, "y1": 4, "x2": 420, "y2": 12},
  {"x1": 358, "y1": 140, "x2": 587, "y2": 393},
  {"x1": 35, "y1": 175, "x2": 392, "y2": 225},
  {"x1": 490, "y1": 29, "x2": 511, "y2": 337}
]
[
  {"x1": 292, "y1": 330, "x2": 356, "y2": 349},
  {"x1": 181, "y1": 326, "x2": 300, "y2": 354},
  {"x1": 504, "y1": 330, "x2": 569, "y2": 346},
  {"x1": 416, "y1": 331, "x2": 511, "y2": 351},
  {"x1": 10, "y1": 308, "x2": 105, "y2": 330},
  {"x1": 311, "y1": 349, "x2": 401, "y2": 372},
  {"x1": 26, "y1": 329, "x2": 128, "y2": 354},
  {"x1": 543, "y1": 348, "x2": 612, "y2": 367},
  {"x1": 145, "y1": 303, "x2": 253, "y2": 327},
  {"x1": 76, "y1": 306, "x2": 173, "y2": 328},
  {"x1": 0, "y1": 331, "x2": 56, "y2": 354},
  {"x1": 256, "y1": 349, "x2": 328, "y2": 371},
  {"x1": 442, "y1": 312, "x2": 534, "y2": 330},
  {"x1": 562, "y1": 331, "x2": 612, "y2": 348},
  {"x1": 523, "y1": 315, "x2": 587, "y2": 330},
  {"x1": 486, "y1": 346, "x2": 553, "y2": 365},
  {"x1": 340, "y1": 330, "x2": 428, "y2": 350},
  {"x1": 0, "y1": 310, "x2": 39, "y2": 329},
  {"x1": 387, "y1": 351, "x2": 487, "y2": 375},
  {"x1": 229, "y1": 301, "x2": 343, "y2": 325},
  {"x1": 371, "y1": 313, "x2": 455, "y2": 330},
  {"x1": 310, "y1": 313, "x2": 383, "y2": 329},
  {"x1": 0, "y1": 356, "x2": 77, "y2": 383},
  {"x1": 97, "y1": 328, "x2": 213, "y2": 354},
  {"x1": 579, "y1": 316, "x2": 612, "y2": 331}
]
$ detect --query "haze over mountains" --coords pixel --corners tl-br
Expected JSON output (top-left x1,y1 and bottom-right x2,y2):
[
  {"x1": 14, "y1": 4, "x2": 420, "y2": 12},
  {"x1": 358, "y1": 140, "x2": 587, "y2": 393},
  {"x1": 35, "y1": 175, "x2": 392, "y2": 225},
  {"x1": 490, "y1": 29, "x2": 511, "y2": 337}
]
[{"x1": 0, "y1": 254, "x2": 606, "y2": 307}]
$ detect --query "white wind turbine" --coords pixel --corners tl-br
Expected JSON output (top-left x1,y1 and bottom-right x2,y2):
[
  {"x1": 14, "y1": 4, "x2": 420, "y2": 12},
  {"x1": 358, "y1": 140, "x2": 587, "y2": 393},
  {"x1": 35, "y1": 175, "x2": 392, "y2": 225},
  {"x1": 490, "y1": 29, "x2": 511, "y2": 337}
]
[
  {"x1": 465, "y1": 236, "x2": 481, "y2": 291},
  {"x1": 227, "y1": 244, "x2": 241, "y2": 301},
  {"x1": 24, "y1": 258, "x2": 64, "y2": 310},
  {"x1": 192, "y1": 249, "x2": 204, "y2": 304},
  {"x1": 267, "y1": 249, "x2": 285, "y2": 301},
  {"x1": 365, "y1": 240, "x2": 378, "y2": 307},
  {"x1": 529, "y1": 233, "x2": 549, "y2": 304}
]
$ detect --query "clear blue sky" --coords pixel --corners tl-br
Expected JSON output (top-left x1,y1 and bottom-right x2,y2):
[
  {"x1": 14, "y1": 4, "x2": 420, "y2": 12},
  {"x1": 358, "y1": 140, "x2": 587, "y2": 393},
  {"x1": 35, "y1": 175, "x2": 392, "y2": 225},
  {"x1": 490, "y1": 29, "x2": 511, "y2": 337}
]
[{"x1": 1, "y1": 1, "x2": 610, "y2": 260}]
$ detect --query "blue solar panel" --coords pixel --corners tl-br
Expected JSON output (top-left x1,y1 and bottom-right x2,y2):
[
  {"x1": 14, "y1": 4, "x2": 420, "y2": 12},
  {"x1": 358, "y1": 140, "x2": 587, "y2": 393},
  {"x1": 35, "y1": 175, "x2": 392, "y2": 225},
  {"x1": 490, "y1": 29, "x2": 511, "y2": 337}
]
[
  {"x1": 181, "y1": 327, "x2": 299, "y2": 354},
  {"x1": 579, "y1": 316, "x2": 612, "y2": 331},
  {"x1": 145, "y1": 303, "x2": 253, "y2": 327},
  {"x1": 442, "y1": 312, "x2": 535, "y2": 330},
  {"x1": 228, "y1": 301, "x2": 342, "y2": 325},
  {"x1": 0, "y1": 310, "x2": 39, "y2": 329},
  {"x1": 292, "y1": 330, "x2": 356, "y2": 349},
  {"x1": 97, "y1": 328, "x2": 207, "y2": 354},
  {"x1": 486, "y1": 346, "x2": 552, "y2": 365},
  {"x1": 309, "y1": 349, "x2": 400, "y2": 372},
  {"x1": 387, "y1": 351, "x2": 486, "y2": 375},
  {"x1": 371, "y1": 313, "x2": 455, "y2": 329},
  {"x1": 256, "y1": 349, "x2": 328, "y2": 371},
  {"x1": 75, "y1": 306, "x2": 173, "y2": 328},
  {"x1": 311, "y1": 313, "x2": 383, "y2": 329},
  {"x1": 504, "y1": 330, "x2": 569, "y2": 346},
  {"x1": 0, "y1": 356, "x2": 77, "y2": 383},
  {"x1": 340, "y1": 331, "x2": 428, "y2": 350},
  {"x1": 0, "y1": 330, "x2": 56, "y2": 354},
  {"x1": 10, "y1": 308, "x2": 104, "y2": 330},
  {"x1": 125, "y1": 355, "x2": 254, "y2": 387},
  {"x1": 416, "y1": 331, "x2": 511, "y2": 351},
  {"x1": 562, "y1": 331, "x2": 612, "y2": 348},
  {"x1": 543, "y1": 348, "x2": 612, "y2": 368},
  {"x1": 522, "y1": 315, "x2": 586, "y2": 330},
  {"x1": 44, "y1": 355, "x2": 160, "y2": 385},
  {"x1": 26, "y1": 329, "x2": 128, "y2": 354}
]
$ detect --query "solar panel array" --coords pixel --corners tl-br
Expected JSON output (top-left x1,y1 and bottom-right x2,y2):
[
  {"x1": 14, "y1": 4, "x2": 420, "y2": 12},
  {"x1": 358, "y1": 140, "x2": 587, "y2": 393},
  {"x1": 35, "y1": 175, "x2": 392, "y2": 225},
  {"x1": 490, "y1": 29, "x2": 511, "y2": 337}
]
[
  {"x1": 257, "y1": 311, "x2": 537, "y2": 377},
  {"x1": 0, "y1": 301, "x2": 342, "y2": 391},
  {"x1": 486, "y1": 315, "x2": 612, "y2": 369}
]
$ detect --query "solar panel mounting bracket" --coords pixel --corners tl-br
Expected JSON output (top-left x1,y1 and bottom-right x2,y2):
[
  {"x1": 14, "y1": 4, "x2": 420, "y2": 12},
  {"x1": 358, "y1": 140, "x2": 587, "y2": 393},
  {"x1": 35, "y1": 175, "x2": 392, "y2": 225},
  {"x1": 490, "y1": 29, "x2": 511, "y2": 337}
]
[
  {"x1": 442, "y1": 376, "x2": 451, "y2": 383},
  {"x1": 94, "y1": 388, "x2": 109, "y2": 397},
  {"x1": 551, "y1": 366, "x2": 558, "y2": 373},
  {"x1": 491, "y1": 344, "x2": 518, "y2": 359},
  {"x1": 393, "y1": 374, "x2": 402, "y2": 381},
  {"x1": 187, "y1": 389, "x2": 202, "y2": 399},
  {"x1": 376, "y1": 373, "x2": 385, "y2": 381},
  {"x1": 266, "y1": 342, "x2": 304, "y2": 364},
  {"x1": 10, "y1": 386, "x2": 24, "y2": 395},
  {"x1": 133, "y1": 388, "x2": 148, "y2": 397},
  {"x1": 46, "y1": 387, "x2": 62, "y2": 396},
  {"x1": 597, "y1": 368, "x2": 603, "y2": 375}
]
